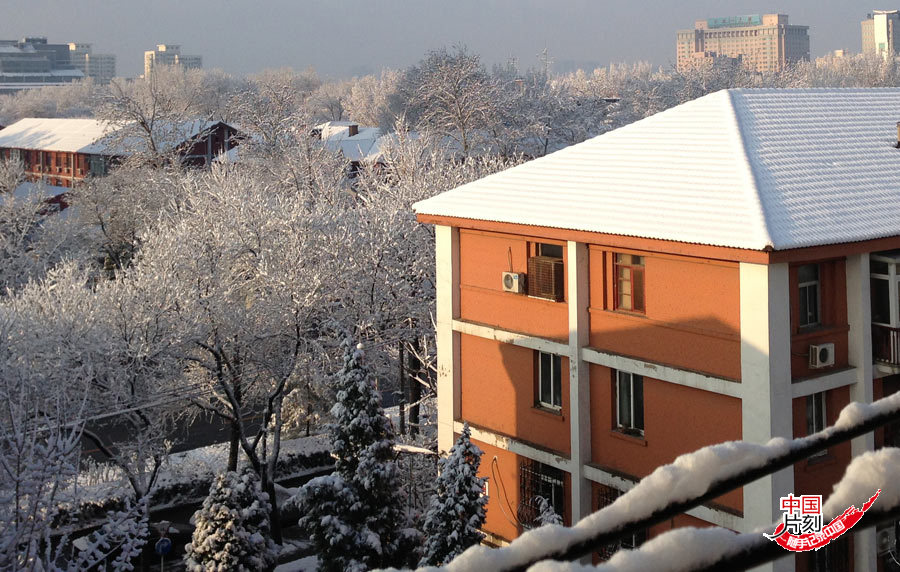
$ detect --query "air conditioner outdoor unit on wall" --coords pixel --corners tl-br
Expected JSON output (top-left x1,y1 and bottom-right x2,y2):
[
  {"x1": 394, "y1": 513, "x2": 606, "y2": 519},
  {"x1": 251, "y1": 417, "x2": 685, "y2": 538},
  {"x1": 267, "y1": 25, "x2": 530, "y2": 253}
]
[
  {"x1": 809, "y1": 343, "x2": 835, "y2": 369},
  {"x1": 876, "y1": 527, "x2": 896, "y2": 555},
  {"x1": 502, "y1": 271, "x2": 526, "y2": 294}
]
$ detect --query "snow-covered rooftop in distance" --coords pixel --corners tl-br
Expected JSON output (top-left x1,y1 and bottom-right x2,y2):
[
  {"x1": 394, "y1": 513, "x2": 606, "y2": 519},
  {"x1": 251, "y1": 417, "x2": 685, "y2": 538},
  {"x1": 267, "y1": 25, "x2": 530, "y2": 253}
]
[
  {"x1": 0, "y1": 118, "x2": 115, "y2": 153},
  {"x1": 0, "y1": 117, "x2": 233, "y2": 155},
  {"x1": 415, "y1": 88, "x2": 900, "y2": 252}
]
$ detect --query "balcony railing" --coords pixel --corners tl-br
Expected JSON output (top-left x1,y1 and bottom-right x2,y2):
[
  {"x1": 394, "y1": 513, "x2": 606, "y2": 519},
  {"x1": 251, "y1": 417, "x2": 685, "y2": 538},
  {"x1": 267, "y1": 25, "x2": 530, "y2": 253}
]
[{"x1": 873, "y1": 324, "x2": 900, "y2": 365}]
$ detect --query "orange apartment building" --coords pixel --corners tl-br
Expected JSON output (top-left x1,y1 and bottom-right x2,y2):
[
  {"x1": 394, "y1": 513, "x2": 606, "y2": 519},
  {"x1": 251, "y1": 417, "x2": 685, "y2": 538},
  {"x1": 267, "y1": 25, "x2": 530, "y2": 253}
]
[
  {"x1": 0, "y1": 117, "x2": 239, "y2": 188},
  {"x1": 414, "y1": 88, "x2": 900, "y2": 572}
]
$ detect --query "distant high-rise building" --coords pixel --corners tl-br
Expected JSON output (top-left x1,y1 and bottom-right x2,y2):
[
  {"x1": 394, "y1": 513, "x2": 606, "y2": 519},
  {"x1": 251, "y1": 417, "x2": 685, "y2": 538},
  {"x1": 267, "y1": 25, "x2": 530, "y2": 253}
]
[
  {"x1": 0, "y1": 37, "x2": 83, "y2": 89},
  {"x1": 67, "y1": 43, "x2": 116, "y2": 84},
  {"x1": 676, "y1": 14, "x2": 810, "y2": 73},
  {"x1": 143, "y1": 44, "x2": 202, "y2": 77},
  {"x1": 862, "y1": 10, "x2": 900, "y2": 57}
]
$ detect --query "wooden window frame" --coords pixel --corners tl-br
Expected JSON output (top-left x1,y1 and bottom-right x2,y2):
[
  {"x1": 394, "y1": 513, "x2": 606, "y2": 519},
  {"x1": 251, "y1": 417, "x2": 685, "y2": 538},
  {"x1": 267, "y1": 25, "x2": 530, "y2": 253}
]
[{"x1": 614, "y1": 253, "x2": 645, "y2": 314}]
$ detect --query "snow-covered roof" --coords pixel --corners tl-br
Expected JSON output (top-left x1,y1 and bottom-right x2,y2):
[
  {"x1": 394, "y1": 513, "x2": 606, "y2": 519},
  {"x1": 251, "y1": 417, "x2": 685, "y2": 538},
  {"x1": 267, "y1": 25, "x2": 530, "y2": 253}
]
[
  {"x1": 414, "y1": 88, "x2": 900, "y2": 252},
  {"x1": 0, "y1": 118, "x2": 115, "y2": 153},
  {"x1": 0, "y1": 117, "x2": 234, "y2": 155}
]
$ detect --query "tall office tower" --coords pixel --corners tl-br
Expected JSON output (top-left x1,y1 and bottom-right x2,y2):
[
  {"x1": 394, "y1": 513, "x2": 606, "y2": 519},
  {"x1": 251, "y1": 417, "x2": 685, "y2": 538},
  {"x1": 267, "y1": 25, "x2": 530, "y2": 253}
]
[
  {"x1": 862, "y1": 10, "x2": 900, "y2": 57},
  {"x1": 143, "y1": 44, "x2": 202, "y2": 77},
  {"x1": 676, "y1": 14, "x2": 810, "y2": 73},
  {"x1": 67, "y1": 43, "x2": 116, "y2": 84}
]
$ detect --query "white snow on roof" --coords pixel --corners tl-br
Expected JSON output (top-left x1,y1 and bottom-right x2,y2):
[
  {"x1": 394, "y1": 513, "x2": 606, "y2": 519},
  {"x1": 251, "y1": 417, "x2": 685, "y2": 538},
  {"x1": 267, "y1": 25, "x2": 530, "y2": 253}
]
[
  {"x1": 0, "y1": 117, "x2": 234, "y2": 155},
  {"x1": 414, "y1": 88, "x2": 900, "y2": 251},
  {"x1": 0, "y1": 118, "x2": 115, "y2": 153}
]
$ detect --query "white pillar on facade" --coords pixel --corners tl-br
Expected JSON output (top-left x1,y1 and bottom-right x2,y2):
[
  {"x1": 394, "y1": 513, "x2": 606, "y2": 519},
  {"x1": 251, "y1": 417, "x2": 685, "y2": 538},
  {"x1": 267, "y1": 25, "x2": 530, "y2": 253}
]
[
  {"x1": 567, "y1": 241, "x2": 592, "y2": 524},
  {"x1": 739, "y1": 262, "x2": 794, "y2": 572},
  {"x1": 846, "y1": 252, "x2": 877, "y2": 572},
  {"x1": 435, "y1": 225, "x2": 461, "y2": 455}
]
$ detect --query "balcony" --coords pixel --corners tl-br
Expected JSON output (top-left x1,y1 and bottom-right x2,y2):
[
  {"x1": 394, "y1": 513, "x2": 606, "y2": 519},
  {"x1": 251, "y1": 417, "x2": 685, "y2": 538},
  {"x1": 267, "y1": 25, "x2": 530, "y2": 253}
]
[{"x1": 872, "y1": 324, "x2": 900, "y2": 366}]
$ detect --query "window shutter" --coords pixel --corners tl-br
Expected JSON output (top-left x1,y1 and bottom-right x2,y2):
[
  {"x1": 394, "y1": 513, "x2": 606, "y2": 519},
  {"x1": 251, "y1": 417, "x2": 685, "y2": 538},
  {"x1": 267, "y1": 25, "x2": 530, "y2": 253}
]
[{"x1": 527, "y1": 256, "x2": 564, "y2": 301}]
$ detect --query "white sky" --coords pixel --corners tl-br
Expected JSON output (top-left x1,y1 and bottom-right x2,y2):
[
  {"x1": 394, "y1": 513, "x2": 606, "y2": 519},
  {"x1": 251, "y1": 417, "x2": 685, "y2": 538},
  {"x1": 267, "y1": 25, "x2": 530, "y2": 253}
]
[{"x1": 0, "y1": 0, "x2": 866, "y2": 78}]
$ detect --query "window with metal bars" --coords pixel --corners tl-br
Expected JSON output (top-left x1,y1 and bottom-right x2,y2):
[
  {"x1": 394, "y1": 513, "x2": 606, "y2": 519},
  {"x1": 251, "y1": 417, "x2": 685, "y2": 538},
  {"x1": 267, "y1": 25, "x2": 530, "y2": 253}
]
[
  {"x1": 527, "y1": 243, "x2": 564, "y2": 301},
  {"x1": 517, "y1": 459, "x2": 564, "y2": 530},
  {"x1": 594, "y1": 484, "x2": 647, "y2": 561}
]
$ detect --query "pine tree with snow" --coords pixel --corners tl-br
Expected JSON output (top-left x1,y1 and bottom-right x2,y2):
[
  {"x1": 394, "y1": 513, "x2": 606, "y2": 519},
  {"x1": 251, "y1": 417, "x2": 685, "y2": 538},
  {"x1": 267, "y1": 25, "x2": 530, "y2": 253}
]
[
  {"x1": 184, "y1": 469, "x2": 277, "y2": 572},
  {"x1": 536, "y1": 495, "x2": 563, "y2": 527},
  {"x1": 295, "y1": 339, "x2": 419, "y2": 572},
  {"x1": 419, "y1": 422, "x2": 488, "y2": 566}
]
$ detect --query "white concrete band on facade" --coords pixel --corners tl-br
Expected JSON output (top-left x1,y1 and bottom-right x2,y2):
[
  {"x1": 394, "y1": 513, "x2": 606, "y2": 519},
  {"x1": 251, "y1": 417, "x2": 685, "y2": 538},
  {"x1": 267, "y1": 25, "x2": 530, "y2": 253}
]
[
  {"x1": 452, "y1": 319, "x2": 742, "y2": 398},
  {"x1": 789, "y1": 367, "x2": 857, "y2": 399},
  {"x1": 581, "y1": 464, "x2": 743, "y2": 531}
]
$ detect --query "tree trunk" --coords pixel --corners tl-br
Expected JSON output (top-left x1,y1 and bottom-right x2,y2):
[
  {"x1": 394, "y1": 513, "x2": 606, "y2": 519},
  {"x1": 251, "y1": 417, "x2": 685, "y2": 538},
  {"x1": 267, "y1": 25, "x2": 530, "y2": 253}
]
[
  {"x1": 407, "y1": 340, "x2": 421, "y2": 436},
  {"x1": 265, "y1": 477, "x2": 283, "y2": 546},
  {"x1": 398, "y1": 341, "x2": 406, "y2": 435},
  {"x1": 228, "y1": 419, "x2": 240, "y2": 472}
]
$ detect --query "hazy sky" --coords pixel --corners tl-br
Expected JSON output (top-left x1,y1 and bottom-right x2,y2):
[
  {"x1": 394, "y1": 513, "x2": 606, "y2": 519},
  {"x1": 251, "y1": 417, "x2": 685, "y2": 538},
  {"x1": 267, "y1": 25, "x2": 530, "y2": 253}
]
[{"x1": 1, "y1": 1, "x2": 868, "y2": 78}]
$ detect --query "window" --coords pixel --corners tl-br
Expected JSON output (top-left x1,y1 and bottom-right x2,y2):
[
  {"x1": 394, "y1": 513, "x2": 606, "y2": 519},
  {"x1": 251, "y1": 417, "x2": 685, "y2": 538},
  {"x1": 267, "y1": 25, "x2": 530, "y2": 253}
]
[
  {"x1": 615, "y1": 371, "x2": 644, "y2": 435},
  {"x1": 798, "y1": 264, "x2": 820, "y2": 327},
  {"x1": 807, "y1": 391, "x2": 826, "y2": 458},
  {"x1": 528, "y1": 243, "x2": 565, "y2": 301},
  {"x1": 537, "y1": 351, "x2": 562, "y2": 409},
  {"x1": 595, "y1": 484, "x2": 647, "y2": 561},
  {"x1": 538, "y1": 243, "x2": 563, "y2": 259},
  {"x1": 614, "y1": 253, "x2": 645, "y2": 313},
  {"x1": 518, "y1": 459, "x2": 564, "y2": 530}
]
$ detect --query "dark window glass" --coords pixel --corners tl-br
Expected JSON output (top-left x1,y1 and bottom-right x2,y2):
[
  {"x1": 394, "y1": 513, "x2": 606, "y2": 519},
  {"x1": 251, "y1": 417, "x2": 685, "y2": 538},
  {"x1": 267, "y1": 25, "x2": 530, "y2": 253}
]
[
  {"x1": 871, "y1": 260, "x2": 890, "y2": 275},
  {"x1": 539, "y1": 243, "x2": 563, "y2": 259},
  {"x1": 871, "y1": 277, "x2": 890, "y2": 324}
]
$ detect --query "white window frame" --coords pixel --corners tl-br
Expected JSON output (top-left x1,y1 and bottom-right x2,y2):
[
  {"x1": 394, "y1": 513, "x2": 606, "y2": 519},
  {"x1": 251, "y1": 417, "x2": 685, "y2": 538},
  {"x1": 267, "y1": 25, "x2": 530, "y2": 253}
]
[
  {"x1": 615, "y1": 370, "x2": 644, "y2": 435},
  {"x1": 537, "y1": 351, "x2": 562, "y2": 410},
  {"x1": 807, "y1": 391, "x2": 827, "y2": 458},
  {"x1": 798, "y1": 263, "x2": 820, "y2": 328}
]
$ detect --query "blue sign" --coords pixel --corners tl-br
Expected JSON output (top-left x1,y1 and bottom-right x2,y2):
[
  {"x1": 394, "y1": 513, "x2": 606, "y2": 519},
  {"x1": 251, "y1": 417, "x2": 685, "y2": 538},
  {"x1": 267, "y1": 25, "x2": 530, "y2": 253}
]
[
  {"x1": 707, "y1": 15, "x2": 762, "y2": 29},
  {"x1": 155, "y1": 537, "x2": 173, "y2": 556}
]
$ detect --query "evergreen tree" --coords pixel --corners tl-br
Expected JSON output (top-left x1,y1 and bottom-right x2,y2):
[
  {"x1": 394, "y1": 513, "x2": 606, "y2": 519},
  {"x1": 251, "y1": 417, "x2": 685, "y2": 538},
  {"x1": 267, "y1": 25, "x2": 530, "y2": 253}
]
[
  {"x1": 184, "y1": 469, "x2": 277, "y2": 572},
  {"x1": 536, "y1": 495, "x2": 563, "y2": 527},
  {"x1": 419, "y1": 422, "x2": 488, "y2": 566},
  {"x1": 295, "y1": 339, "x2": 419, "y2": 572}
]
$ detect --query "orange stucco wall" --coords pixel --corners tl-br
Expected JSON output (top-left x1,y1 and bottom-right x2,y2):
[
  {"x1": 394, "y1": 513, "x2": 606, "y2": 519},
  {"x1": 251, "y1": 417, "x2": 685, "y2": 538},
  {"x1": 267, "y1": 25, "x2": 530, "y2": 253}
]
[
  {"x1": 589, "y1": 364, "x2": 743, "y2": 513},
  {"x1": 460, "y1": 334, "x2": 571, "y2": 455},
  {"x1": 792, "y1": 386, "x2": 852, "y2": 500},
  {"x1": 588, "y1": 247, "x2": 742, "y2": 380},
  {"x1": 459, "y1": 229, "x2": 569, "y2": 342},
  {"x1": 476, "y1": 440, "x2": 571, "y2": 543}
]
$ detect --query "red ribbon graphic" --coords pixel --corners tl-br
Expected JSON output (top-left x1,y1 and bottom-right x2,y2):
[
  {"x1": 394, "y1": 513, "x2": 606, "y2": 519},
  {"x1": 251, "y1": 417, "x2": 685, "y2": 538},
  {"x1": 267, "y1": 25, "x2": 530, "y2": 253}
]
[{"x1": 764, "y1": 490, "x2": 880, "y2": 552}]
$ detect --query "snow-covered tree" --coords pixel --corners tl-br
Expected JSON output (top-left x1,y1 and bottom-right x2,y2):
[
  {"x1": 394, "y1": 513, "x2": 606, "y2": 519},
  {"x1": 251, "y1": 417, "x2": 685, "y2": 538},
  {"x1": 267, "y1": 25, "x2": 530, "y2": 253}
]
[
  {"x1": 294, "y1": 340, "x2": 418, "y2": 571},
  {"x1": 536, "y1": 496, "x2": 563, "y2": 527},
  {"x1": 184, "y1": 469, "x2": 277, "y2": 572},
  {"x1": 419, "y1": 422, "x2": 487, "y2": 566},
  {"x1": 401, "y1": 46, "x2": 500, "y2": 156}
]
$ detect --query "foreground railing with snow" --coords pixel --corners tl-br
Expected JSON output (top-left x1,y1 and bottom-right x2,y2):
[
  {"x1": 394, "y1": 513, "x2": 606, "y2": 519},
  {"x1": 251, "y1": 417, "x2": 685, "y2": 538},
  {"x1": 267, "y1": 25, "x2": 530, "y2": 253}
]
[{"x1": 439, "y1": 392, "x2": 900, "y2": 572}]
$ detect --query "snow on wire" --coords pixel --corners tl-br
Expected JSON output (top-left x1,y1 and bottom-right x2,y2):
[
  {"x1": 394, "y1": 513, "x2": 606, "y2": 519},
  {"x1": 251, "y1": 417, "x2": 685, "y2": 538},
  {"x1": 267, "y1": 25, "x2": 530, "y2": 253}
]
[{"x1": 426, "y1": 391, "x2": 900, "y2": 572}]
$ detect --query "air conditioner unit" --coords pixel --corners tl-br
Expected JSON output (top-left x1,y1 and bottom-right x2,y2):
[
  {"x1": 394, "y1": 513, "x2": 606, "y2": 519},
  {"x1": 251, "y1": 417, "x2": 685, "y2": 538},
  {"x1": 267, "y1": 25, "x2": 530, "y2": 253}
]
[
  {"x1": 809, "y1": 343, "x2": 835, "y2": 369},
  {"x1": 876, "y1": 527, "x2": 896, "y2": 555},
  {"x1": 502, "y1": 271, "x2": 525, "y2": 293}
]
